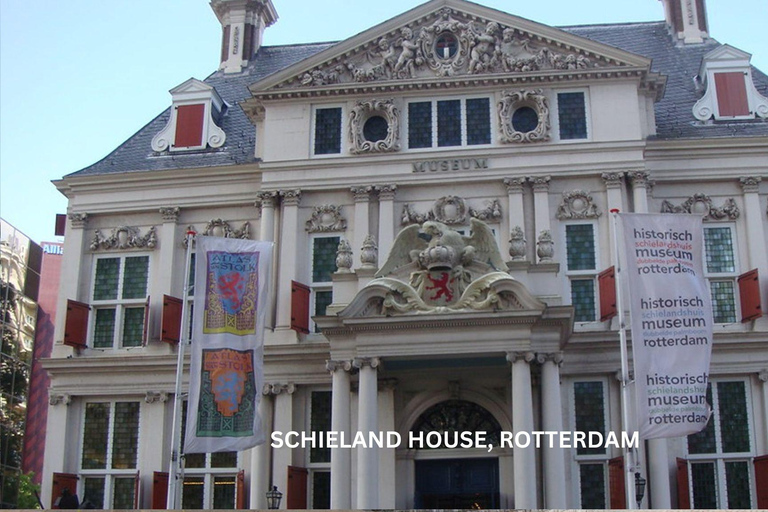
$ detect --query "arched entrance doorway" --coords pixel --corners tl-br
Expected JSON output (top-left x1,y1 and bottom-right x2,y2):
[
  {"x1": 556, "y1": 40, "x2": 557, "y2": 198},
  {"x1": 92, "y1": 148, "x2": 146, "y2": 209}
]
[{"x1": 411, "y1": 400, "x2": 502, "y2": 509}]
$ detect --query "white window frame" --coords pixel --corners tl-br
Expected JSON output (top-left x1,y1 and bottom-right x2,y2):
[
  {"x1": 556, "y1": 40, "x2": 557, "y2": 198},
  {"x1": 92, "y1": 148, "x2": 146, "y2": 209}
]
[
  {"x1": 404, "y1": 95, "x2": 494, "y2": 150},
  {"x1": 79, "y1": 400, "x2": 141, "y2": 509},
  {"x1": 561, "y1": 220, "x2": 600, "y2": 325},
  {"x1": 702, "y1": 223, "x2": 740, "y2": 325},
  {"x1": 306, "y1": 388, "x2": 332, "y2": 509},
  {"x1": 310, "y1": 234, "x2": 339, "y2": 333},
  {"x1": 181, "y1": 453, "x2": 241, "y2": 509},
  {"x1": 685, "y1": 377, "x2": 756, "y2": 509},
  {"x1": 89, "y1": 254, "x2": 150, "y2": 349},
  {"x1": 552, "y1": 88, "x2": 591, "y2": 143},
  {"x1": 311, "y1": 104, "x2": 345, "y2": 157}
]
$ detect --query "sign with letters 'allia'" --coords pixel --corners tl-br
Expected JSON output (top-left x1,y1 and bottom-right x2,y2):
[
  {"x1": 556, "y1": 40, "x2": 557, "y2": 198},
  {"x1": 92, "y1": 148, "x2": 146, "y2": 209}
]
[
  {"x1": 620, "y1": 214, "x2": 713, "y2": 439},
  {"x1": 185, "y1": 236, "x2": 273, "y2": 453}
]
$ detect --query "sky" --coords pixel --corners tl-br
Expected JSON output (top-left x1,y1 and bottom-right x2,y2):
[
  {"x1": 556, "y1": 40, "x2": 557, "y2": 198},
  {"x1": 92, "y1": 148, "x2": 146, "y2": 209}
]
[{"x1": 1, "y1": 0, "x2": 766, "y2": 245}]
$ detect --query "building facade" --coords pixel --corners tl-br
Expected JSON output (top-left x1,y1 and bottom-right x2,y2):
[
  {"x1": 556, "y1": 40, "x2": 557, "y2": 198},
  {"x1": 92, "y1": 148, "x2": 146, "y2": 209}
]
[{"x1": 42, "y1": 0, "x2": 768, "y2": 509}]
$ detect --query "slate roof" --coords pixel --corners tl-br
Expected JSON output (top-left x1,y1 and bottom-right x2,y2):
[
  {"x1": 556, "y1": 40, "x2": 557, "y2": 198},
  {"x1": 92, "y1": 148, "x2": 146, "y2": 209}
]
[{"x1": 69, "y1": 21, "x2": 768, "y2": 178}]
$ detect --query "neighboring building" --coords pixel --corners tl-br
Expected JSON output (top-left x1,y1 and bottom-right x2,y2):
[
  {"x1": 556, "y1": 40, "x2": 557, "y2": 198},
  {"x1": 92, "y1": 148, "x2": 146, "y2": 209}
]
[
  {"x1": 0, "y1": 220, "x2": 42, "y2": 507},
  {"x1": 42, "y1": 0, "x2": 768, "y2": 509}
]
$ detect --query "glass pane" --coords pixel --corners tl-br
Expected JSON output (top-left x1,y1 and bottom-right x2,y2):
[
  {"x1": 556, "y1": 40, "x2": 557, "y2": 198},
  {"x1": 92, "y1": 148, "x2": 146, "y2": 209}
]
[
  {"x1": 566, "y1": 224, "x2": 596, "y2": 271},
  {"x1": 579, "y1": 463, "x2": 606, "y2": 508},
  {"x1": 122, "y1": 256, "x2": 149, "y2": 299},
  {"x1": 83, "y1": 477, "x2": 105, "y2": 509},
  {"x1": 717, "y1": 381, "x2": 750, "y2": 453},
  {"x1": 437, "y1": 100, "x2": 462, "y2": 147},
  {"x1": 710, "y1": 280, "x2": 736, "y2": 323},
  {"x1": 93, "y1": 308, "x2": 116, "y2": 348},
  {"x1": 574, "y1": 381, "x2": 605, "y2": 455},
  {"x1": 213, "y1": 475, "x2": 236, "y2": 509},
  {"x1": 312, "y1": 237, "x2": 340, "y2": 283},
  {"x1": 558, "y1": 92, "x2": 588, "y2": 140},
  {"x1": 410, "y1": 399, "x2": 502, "y2": 447},
  {"x1": 687, "y1": 384, "x2": 716, "y2": 454},
  {"x1": 408, "y1": 102, "x2": 432, "y2": 148},
  {"x1": 122, "y1": 307, "x2": 145, "y2": 347},
  {"x1": 571, "y1": 279, "x2": 596, "y2": 323},
  {"x1": 113, "y1": 477, "x2": 136, "y2": 509},
  {"x1": 188, "y1": 252, "x2": 196, "y2": 295},
  {"x1": 112, "y1": 402, "x2": 140, "y2": 469},
  {"x1": 182, "y1": 476, "x2": 205, "y2": 509},
  {"x1": 314, "y1": 290, "x2": 333, "y2": 333},
  {"x1": 725, "y1": 460, "x2": 751, "y2": 509},
  {"x1": 704, "y1": 227, "x2": 735, "y2": 274},
  {"x1": 310, "y1": 391, "x2": 332, "y2": 463},
  {"x1": 93, "y1": 258, "x2": 119, "y2": 300},
  {"x1": 314, "y1": 108, "x2": 342, "y2": 155},
  {"x1": 312, "y1": 471, "x2": 331, "y2": 510},
  {"x1": 211, "y1": 451, "x2": 238, "y2": 468},
  {"x1": 83, "y1": 403, "x2": 110, "y2": 469},
  {"x1": 691, "y1": 462, "x2": 718, "y2": 509},
  {"x1": 466, "y1": 98, "x2": 490, "y2": 145}
]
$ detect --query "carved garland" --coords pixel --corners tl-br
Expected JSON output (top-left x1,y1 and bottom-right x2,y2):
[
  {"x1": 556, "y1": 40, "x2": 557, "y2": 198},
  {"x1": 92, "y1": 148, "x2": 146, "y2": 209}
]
[
  {"x1": 556, "y1": 190, "x2": 601, "y2": 220},
  {"x1": 497, "y1": 89, "x2": 550, "y2": 143},
  {"x1": 91, "y1": 226, "x2": 157, "y2": 251},
  {"x1": 348, "y1": 99, "x2": 401, "y2": 154},
  {"x1": 660, "y1": 194, "x2": 740, "y2": 220},
  {"x1": 306, "y1": 205, "x2": 347, "y2": 233},
  {"x1": 183, "y1": 219, "x2": 251, "y2": 247},
  {"x1": 401, "y1": 196, "x2": 502, "y2": 226}
]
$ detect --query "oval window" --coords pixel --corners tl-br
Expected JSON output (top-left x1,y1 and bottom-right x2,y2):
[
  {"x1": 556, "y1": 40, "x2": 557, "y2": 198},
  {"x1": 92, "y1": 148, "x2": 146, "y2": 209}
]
[
  {"x1": 511, "y1": 106, "x2": 539, "y2": 133},
  {"x1": 363, "y1": 115, "x2": 389, "y2": 142},
  {"x1": 435, "y1": 32, "x2": 459, "y2": 60}
]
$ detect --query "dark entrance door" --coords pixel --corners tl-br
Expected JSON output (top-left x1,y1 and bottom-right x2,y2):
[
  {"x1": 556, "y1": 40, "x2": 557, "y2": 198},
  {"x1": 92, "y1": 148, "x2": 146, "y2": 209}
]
[{"x1": 415, "y1": 458, "x2": 499, "y2": 509}]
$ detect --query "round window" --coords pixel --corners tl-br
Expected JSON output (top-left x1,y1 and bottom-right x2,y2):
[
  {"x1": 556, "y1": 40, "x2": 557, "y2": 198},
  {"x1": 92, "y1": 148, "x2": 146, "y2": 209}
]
[
  {"x1": 435, "y1": 32, "x2": 459, "y2": 60},
  {"x1": 363, "y1": 115, "x2": 389, "y2": 142},
  {"x1": 511, "y1": 106, "x2": 539, "y2": 133}
]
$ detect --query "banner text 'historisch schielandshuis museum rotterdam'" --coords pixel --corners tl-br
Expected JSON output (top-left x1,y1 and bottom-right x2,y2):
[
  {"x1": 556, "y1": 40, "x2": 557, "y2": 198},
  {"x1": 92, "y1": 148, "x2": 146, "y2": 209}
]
[
  {"x1": 185, "y1": 236, "x2": 273, "y2": 453},
  {"x1": 621, "y1": 214, "x2": 713, "y2": 440}
]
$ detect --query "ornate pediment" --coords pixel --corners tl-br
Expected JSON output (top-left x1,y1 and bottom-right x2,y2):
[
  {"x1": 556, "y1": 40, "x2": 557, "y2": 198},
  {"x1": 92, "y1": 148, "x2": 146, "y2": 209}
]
[{"x1": 247, "y1": 1, "x2": 656, "y2": 98}]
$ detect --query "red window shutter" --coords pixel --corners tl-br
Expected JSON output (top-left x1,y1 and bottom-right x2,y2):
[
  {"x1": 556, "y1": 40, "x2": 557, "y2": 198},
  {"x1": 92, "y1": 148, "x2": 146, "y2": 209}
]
[
  {"x1": 51, "y1": 472, "x2": 79, "y2": 509},
  {"x1": 715, "y1": 72, "x2": 750, "y2": 117},
  {"x1": 598, "y1": 266, "x2": 617, "y2": 322},
  {"x1": 738, "y1": 269, "x2": 762, "y2": 322},
  {"x1": 676, "y1": 458, "x2": 691, "y2": 509},
  {"x1": 161, "y1": 295, "x2": 183, "y2": 344},
  {"x1": 608, "y1": 456, "x2": 626, "y2": 509},
  {"x1": 55, "y1": 213, "x2": 67, "y2": 236},
  {"x1": 134, "y1": 470, "x2": 141, "y2": 509},
  {"x1": 236, "y1": 469, "x2": 246, "y2": 509},
  {"x1": 286, "y1": 465, "x2": 308, "y2": 509},
  {"x1": 63, "y1": 299, "x2": 90, "y2": 349},
  {"x1": 290, "y1": 281, "x2": 311, "y2": 334},
  {"x1": 755, "y1": 455, "x2": 768, "y2": 508},
  {"x1": 151, "y1": 471, "x2": 169, "y2": 509},
  {"x1": 174, "y1": 104, "x2": 205, "y2": 148}
]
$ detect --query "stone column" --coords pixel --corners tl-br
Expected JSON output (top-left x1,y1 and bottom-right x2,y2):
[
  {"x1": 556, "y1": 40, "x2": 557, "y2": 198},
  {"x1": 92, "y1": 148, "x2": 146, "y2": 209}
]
[
  {"x1": 256, "y1": 191, "x2": 278, "y2": 242},
  {"x1": 270, "y1": 383, "x2": 295, "y2": 508},
  {"x1": 157, "y1": 207, "x2": 181, "y2": 296},
  {"x1": 40, "y1": 394, "x2": 72, "y2": 506},
  {"x1": 507, "y1": 351, "x2": 537, "y2": 508},
  {"x1": 276, "y1": 190, "x2": 301, "y2": 331},
  {"x1": 379, "y1": 378, "x2": 398, "y2": 508},
  {"x1": 530, "y1": 177, "x2": 551, "y2": 263},
  {"x1": 648, "y1": 435, "x2": 671, "y2": 508},
  {"x1": 53, "y1": 213, "x2": 88, "y2": 354},
  {"x1": 602, "y1": 173, "x2": 625, "y2": 264},
  {"x1": 327, "y1": 360, "x2": 352, "y2": 509},
  {"x1": 537, "y1": 353, "x2": 566, "y2": 508},
  {"x1": 740, "y1": 177, "x2": 768, "y2": 278},
  {"x1": 628, "y1": 171, "x2": 650, "y2": 214},
  {"x1": 376, "y1": 185, "x2": 397, "y2": 261},
  {"x1": 504, "y1": 177, "x2": 526, "y2": 255},
  {"x1": 353, "y1": 357, "x2": 380, "y2": 509},
  {"x1": 351, "y1": 186, "x2": 373, "y2": 269},
  {"x1": 760, "y1": 370, "x2": 768, "y2": 448},
  {"x1": 251, "y1": 386, "x2": 273, "y2": 509}
]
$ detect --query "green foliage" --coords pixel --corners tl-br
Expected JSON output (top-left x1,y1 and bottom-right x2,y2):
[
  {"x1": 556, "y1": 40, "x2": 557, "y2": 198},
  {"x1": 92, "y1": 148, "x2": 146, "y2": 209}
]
[{"x1": 16, "y1": 472, "x2": 41, "y2": 509}]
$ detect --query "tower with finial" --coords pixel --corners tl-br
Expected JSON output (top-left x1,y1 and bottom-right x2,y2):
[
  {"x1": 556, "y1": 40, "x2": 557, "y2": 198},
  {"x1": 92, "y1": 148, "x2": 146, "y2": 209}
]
[
  {"x1": 210, "y1": 0, "x2": 278, "y2": 73},
  {"x1": 658, "y1": 0, "x2": 709, "y2": 44}
]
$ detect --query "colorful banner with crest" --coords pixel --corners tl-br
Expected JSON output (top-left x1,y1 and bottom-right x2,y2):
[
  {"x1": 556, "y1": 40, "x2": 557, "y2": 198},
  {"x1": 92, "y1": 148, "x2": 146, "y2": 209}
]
[{"x1": 185, "y1": 236, "x2": 273, "y2": 453}]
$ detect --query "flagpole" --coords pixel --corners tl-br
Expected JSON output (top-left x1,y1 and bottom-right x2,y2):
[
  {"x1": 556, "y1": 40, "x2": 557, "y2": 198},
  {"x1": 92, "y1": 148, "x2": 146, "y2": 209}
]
[
  {"x1": 167, "y1": 230, "x2": 196, "y2": 509},
  {"x1": 610, "y1": 209, "x2": 638, "y2": 509}
]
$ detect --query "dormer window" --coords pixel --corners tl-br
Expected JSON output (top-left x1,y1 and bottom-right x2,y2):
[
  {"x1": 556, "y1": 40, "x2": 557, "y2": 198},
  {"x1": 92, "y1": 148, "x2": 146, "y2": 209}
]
[
  {"x1": 693, "y1": 45, "x2": 768, "y2": 122},
  {"x1": 151, "y1": 78, "x2": 227, "y2": 152}
]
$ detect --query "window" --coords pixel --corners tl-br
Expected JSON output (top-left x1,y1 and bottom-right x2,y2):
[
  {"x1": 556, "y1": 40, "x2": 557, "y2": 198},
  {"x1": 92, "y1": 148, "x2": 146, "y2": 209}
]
[
  {"x1": 703, "y1": 225, "x2": 738, "y2": 324},
  {"x1": 686, "y1": 379, "x2": 754, "y2": 508},
  {"x1": 80, "y1": 401, "x2": 140, "y2": 509},
  {"x1": 564, "y1": 223, "x2": 598, "y2": 322},
  {"x1": 557, "y1": 91, "x2": 588, "y2": 140},
  {"x1": 308, "y1": 391, "x2": 331, "y2": 509},
  {"x1": 571, "y1": 380, "x2": 609, "y2": 508},
  {"x1": 91, "y1": 255, "x2": 149, "y2": 348},
  {"x1": 313, "y1": 107, "x2": 342, "y2": 155},
  {"x1": 311, "y1": 236, "x2": 339, "y2": 333},
  {"x1": 407, "y1": 97, "x2": 491, "y2": 149}
]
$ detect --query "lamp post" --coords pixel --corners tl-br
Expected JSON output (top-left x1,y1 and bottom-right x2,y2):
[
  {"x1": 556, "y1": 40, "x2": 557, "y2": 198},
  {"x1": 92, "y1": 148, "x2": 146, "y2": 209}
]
[
  {"x1": 635, "y1": 472, "x2": 647, "y2": 508},
  {"x1": 266, "y1": 486, "x2": 283, "y2": 510}
]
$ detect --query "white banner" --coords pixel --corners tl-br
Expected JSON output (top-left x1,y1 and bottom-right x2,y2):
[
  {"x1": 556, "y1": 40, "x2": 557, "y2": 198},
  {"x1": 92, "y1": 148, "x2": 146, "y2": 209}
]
[
  {"x1": 620, "y1": 213, "x2": 712, "y2": 439},
  {"x1": 185, "y1": 236, "x2": 273, "y2": 453}
]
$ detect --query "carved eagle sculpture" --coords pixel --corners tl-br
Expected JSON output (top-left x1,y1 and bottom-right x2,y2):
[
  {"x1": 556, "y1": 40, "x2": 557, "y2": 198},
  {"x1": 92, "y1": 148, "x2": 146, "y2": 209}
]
[{"x1": 375, "y1": 218, "x2": 505, "y2": 277}]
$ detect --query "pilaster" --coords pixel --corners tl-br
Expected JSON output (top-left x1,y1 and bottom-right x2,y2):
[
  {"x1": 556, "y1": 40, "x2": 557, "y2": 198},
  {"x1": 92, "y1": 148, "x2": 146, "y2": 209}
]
[
  {"x1": 53, "y1": 213, "x2": 88, "y2": 355},
  {"x1": 376, "y1": 185, "x2": 397, "y2": 261},
  {"x1": 251, "y1": 385, "x2": 273, "y2": 509},
  {"x1": 602, "y1": 172, "x2": 624, "y2": 264},
  {"x1": 537, "y1": 352, "x2": 566, "y2": 508},
  {"x1": 740, "y1": 177, "x2": 767, "y2": 302},
  {"x1": 270, "y1": 382, "x2": 295, "y2": 508},
  {"x1": 327, "y1": 360, "x2": 352, "y2": 509},
  {"x1": 628, "y1": 171, "x2": 650, "y2": 214},
  {"x1": 529, "y1": 176, "x2": 551, "y2": 264},
  {"x1": 506, "y1": 351, "x2": 537, "y2": 508},
  {"x1": 276, "y1": 190, "x2": 301, "y2": 332},
  {"x1": 353, "y1": 357, "x2": 380, "y2": 509},
  {"x1": 351, "y1": 186, "x2": 373, "y2": 270}
]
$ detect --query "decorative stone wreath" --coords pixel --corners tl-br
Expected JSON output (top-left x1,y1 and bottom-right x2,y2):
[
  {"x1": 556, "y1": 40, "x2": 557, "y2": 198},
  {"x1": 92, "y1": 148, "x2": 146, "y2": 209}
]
[{"x1": 497, "y1": 89, "x2": 550, "y2": 143}]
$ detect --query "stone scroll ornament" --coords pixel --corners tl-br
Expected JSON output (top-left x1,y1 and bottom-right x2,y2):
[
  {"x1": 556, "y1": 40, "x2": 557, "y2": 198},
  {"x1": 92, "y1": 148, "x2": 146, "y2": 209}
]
[
  {"x1": 660, "y1": 193, "x2": 739, "y2": 220},
  {"x1": 90, "y1": 226, "x2": 157, "y2": 251}
]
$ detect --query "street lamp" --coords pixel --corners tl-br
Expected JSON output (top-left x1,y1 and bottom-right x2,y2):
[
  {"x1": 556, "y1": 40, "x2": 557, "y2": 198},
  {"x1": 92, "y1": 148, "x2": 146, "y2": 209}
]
[
  {"x1": 266, "y1": 485, "x2": 283, "y2": 510},
  {"x1": 635, "y1": 472, "x2": 647, "y2": 508}
]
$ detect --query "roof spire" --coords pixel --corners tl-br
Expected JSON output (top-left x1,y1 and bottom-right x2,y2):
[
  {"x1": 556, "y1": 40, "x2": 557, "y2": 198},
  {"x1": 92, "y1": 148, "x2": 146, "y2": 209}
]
[{"x1": 210, "y1": 0, "x2": 278, "y2": 73}]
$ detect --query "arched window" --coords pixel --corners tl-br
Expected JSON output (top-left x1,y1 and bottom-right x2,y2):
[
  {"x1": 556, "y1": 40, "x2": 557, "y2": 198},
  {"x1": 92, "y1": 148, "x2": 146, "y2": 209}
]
[{"x1": 410, "y1": 400, "x2": 502, "y2": 448}]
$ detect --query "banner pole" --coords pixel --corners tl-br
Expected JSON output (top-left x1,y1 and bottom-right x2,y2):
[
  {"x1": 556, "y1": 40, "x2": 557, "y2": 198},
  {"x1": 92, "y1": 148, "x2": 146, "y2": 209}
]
[
  {"x1": 610, "y1": 209, "x2": 638, "y2": 509},
  {"x1": 167, "y1": 230, "x2": 196, "y2": 509}
]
